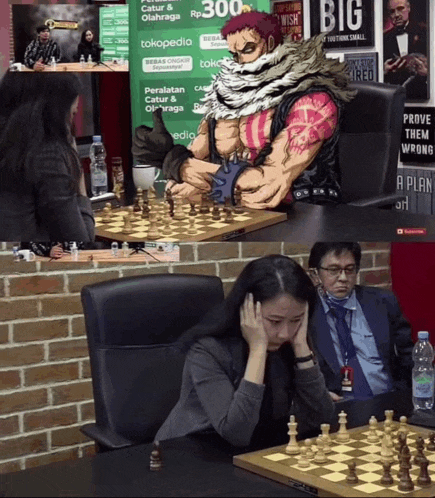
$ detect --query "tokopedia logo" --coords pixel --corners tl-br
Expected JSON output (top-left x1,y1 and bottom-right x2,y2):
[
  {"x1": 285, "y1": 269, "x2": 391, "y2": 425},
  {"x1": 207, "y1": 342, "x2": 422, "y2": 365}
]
[{"x1": 141, "y1": 37, "x2": 193, "y2": 49}]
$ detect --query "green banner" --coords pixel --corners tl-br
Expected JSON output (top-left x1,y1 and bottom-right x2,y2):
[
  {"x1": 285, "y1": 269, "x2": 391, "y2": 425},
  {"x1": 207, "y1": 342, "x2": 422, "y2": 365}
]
[
  {"x1": 129, "y1": 0, "x2": 270, "y2": 190},
  {"x1": 100, "y1": 4, "x2": 129, "y2": 62}
]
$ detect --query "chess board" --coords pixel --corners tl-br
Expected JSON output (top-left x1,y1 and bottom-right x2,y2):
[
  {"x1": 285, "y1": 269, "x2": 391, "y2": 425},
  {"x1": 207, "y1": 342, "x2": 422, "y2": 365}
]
[
  {"x1": 234, "y1": 422, "x2": 435, "y2": 497},
  {"x1": 94, "y1": 204, "x2": 287, "y2": 242}
]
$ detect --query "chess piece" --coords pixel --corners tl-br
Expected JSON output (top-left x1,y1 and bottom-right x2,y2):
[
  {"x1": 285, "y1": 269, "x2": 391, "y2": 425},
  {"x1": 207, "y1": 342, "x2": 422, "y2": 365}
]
[
  {"x1": 224, "y1": 205, "x2": 234, "y2": 223},
  {"x1": 233, "y1": 187, "x2": 244, "y2": 214},
  {"x1": 173, "y1": 199, "x2": 185, "y2": 220},
  {"x1": 321, "y1": 434, "x2": 332, "y2": 454},
  {"x1": 313, "y1": 437, "x2": 327, "y2": 464},
  {"x1": 414, "y1": 436, "x2": 426, "y2": 466},
  {"x1": 320, "y1": 424, "x2": 331, "y2": 445},
  {"x1": 395, "y1": 430, "x2": 407, "y2": 454},
  {"x1": 162, "y1": 211, "x2": 172, "y2": 235},
  {"x1": 134, "y1": 187, "x2": 143, "y2": 212},
  {"x1": 346, "y1": 461, "x2": 358, "y2": 484},
  {"x1": 165, "y1": 189, "x2": 174, "y2": 217},
  {"x1": 381, "y1": 426, "x2": 394, "y2": 464},
  {"x1": 367, "y1": 416, "x2": 379, "y2": 443},
  {"x1": 398, "y1": 446, "x2": 414, "y2": 492},
  {"x1": 384, "y1": 410, "x2": 394, "y2": 431},
  {"x1": 285, "y1": 415, "x2": 300, "y2": 455},
  {"x1": 102, "y1": 206, "x2": 112, "y2": 223},
  {"x1": 304, "y1": 439, "x2": 314, "y2": 459},
  {"x1": 147, "y1": 212, "x2": 159, "y2": 240},
  {"x1": 187, "y1": 215, "x2": 196, "y2": 235},
  {"x1": 398, "y1": 415, "x2": 409, "y2": 435},
  {"x1": 199, "y1": 192, "x2": 210, "y2": 214},
  {"x1": 211, "y1": 201, "x2": 221, "y2": 221},
  {"x1": 380, "y1": 461, "x2": 394, "y2": 486},
  {"x1": 150, "y1": 441, "x2": 162, "y2": 471},
  {"x1": 189, "y1": 203, "x2": 197, "y2": 217},
  {"x1": 142, "y1": 199, "x2": 150, "y2": 219},
  {"x1": 122, "y1": 213, "x2": 133, "y2": 234},
  {"x1": 417, "y1": 457, "x2": 431, "y2": 486},
  {"x1": 427, "y1": 432, "x2": 435, "y2": 451},
  {"x1": 336, "y1": 411, "x2": 350, "y2": 442},
  {"x1": 297, "y1": 446, "x2": 310, "y2": 469}
]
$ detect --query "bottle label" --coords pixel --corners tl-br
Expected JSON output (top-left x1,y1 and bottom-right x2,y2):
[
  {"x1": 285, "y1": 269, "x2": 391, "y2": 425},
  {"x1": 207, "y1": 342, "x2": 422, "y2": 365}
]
[
  {"x1": 413, "y1": 373, "x2": 434, "y2": 397},
  {"x1": 92, "y1": 172, "x2": 107, "y2": 187}
]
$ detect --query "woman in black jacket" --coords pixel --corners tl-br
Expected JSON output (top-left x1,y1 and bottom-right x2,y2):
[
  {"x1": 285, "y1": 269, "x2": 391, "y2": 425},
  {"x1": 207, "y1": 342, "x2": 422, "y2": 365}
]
[
  {"x1": 0, "y1": 72, "x2": 95, "y2": 242},
  {"x1": 77, "y1": 30, "x2": 101, "y2": 63}
]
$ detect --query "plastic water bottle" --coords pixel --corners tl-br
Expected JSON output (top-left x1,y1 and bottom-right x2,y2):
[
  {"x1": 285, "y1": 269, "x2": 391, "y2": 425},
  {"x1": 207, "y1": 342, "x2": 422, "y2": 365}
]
[
  {"x1": 412, "y1": 331, "x2": 434, "y2": 410},
  {"x1": 111, "y1": 242, "x2": 119, "y2": 257},
  {"x1": 89, "y1": 135, "x2": 108, "y2": 196},
  {"x1": 80, "y1": 54, "x2": 85, "y2": 68},
  {"x1": 122, "y1": 241, "x2": 129, "y2": 257},
  {"x1": 70, "y1": 242, "x2": 79, "y2": 262},
  {"x1": 51, "y1": 56, "x2": 56, "y2": 71},
  {"x1": 87, "y1": 54, "x2": 92, "y2": 67}
]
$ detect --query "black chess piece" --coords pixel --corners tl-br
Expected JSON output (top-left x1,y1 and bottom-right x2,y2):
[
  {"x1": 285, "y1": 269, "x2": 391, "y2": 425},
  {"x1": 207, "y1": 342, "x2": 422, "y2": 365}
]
[
  {"x1": 413, "y1": 436, "x2": 425, "y2": 466},
  {"x1": 380, "y1": 461, "x2": 394, "y2": 486},
  {"x1": 417, "y1": 457, "x2": 432, "y2": 486},
  {"x1": 150, "y1": 441, "x2": 162, "y2": 471},
  {"x1": 346, "y1": 461, "x2": 358, "y2": 484},
  {"x1": 427, "y1": 432, "x2": 435, "y2": 451},
  {"x1": 398, "y1": 446, "x2": 414, "y2": 492}
]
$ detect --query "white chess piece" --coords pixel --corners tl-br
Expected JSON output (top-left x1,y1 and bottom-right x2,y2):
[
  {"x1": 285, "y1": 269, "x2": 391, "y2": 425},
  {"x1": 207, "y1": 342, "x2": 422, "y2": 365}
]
[
  {"x1": 313, "y1": 437, "x2": 327, "y2": 464},
  {"x1": 297, "y1": 446, "x2": 310, "y2": 468},
  {"x1": 367, "y1": 416, "x2": 379, "y2": 443},
  {"x1": 285, "y1": 415, "x2": 300, "y2": 455},
  {"x1": 336, "y1": 411, "x2": 350, "y2": 442}
]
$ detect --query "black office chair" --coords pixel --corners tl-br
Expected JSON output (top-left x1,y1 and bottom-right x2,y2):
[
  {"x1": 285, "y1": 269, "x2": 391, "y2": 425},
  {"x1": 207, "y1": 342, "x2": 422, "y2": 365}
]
[
  {"x1": 338, "y1": 81, "x2": 406, "y2": 207},
  {"x1": 80, "y1": 273, "x2": 224, "y2": 452}
]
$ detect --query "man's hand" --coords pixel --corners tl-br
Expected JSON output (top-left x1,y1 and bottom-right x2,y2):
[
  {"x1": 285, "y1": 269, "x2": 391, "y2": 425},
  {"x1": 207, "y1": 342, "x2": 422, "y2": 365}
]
[
  {"x1": 166, "y1": 180, "x2": 203, "y2": 203},
  {"x1": 49, "y1": 244, "x2": 64, "y2": 259},
  {"x1": 412, "y1": 55, "x2": 428, "y2": 77},
  {"x1": 132, "y1": 108, "x2": 174, "y2": 168},
  {"x1": 179, "y1": 158, "x2": 219, "y2": 191},
  {"x1": 384, "y1": 56, "x2": 407, "y2": 74},
  {"x1": 34, "y1": 58, "x2": 45, "y2": 71},
  {"x1": 329, "y1": 391, "x2": 343, "y2": 402}
]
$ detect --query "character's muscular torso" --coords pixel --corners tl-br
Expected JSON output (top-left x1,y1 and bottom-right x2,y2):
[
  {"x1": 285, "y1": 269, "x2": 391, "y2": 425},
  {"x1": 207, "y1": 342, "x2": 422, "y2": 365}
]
[{"x1": 177, "y1": 92, "x2": 338, "y2": 209}]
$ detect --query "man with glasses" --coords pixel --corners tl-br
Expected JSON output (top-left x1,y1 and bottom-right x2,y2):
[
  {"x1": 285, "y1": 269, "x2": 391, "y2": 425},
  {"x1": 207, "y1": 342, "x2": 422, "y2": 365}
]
[{"x1": 308, "y1": 242, "x2": 413, "y2": 401}]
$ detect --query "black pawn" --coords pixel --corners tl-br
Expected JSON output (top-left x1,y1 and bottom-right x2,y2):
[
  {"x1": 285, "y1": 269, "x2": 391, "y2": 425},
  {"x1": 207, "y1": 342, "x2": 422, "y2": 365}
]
[
  {"x1": 150, "y1": 441, "x2": 162, "y2": 471},
  {"x1": 346, "y1": 461, "x2": 358, "y2": 484},
  {"x1": 165, "y1": 190, "x2": 174, "y2": 217},
  {"x1": 380, "y1": 461, "x2": 394, "y2": 486},
  {"x1": 427, "y1": 432, "x2": 435, "y2": 451},
  {"x1": 189, "y1": 203, "x2": 197, "y2": 217},
  {"x1": 398, "y1": 446, "x2": 414, "y2": 492},
  {"x1": 414, "y1": 436, "x2": 425, "y2": 466},
  {"x1": 141, "y1": 201, "x2": 150, "y2": 219},
  {"x1": 211, "y1": 201, "x2": 220, "y2": 221},
  {"x1": 417, "y1": 457, "x2": 432, "y2": 486}
]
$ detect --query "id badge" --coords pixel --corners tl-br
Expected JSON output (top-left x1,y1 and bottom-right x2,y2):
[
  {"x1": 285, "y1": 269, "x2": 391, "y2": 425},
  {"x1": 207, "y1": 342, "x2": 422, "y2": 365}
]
[{"x1": 340, "y1": 365, "x2": 354, "y2": 392}]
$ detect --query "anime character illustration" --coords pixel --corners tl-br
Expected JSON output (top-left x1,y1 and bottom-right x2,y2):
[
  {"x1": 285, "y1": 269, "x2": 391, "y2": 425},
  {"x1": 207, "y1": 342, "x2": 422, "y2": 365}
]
[{"x1": 132, "y1": 7, "x2": 355, "y2": 209}]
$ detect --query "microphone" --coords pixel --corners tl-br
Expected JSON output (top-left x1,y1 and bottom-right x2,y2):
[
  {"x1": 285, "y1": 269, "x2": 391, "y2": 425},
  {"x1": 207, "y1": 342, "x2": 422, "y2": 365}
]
[{"x1": 95, "y1": 44, "x2": 105, "y2": 52}]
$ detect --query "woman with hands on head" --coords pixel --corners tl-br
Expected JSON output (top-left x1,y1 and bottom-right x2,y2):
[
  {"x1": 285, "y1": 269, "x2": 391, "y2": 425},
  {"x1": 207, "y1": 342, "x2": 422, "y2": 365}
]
[{"x1": 155, "y1": 255, "x2": 335, "y2": 450}]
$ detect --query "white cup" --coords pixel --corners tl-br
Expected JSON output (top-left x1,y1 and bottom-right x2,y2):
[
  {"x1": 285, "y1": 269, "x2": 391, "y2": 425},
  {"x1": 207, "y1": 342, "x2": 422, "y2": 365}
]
[
  {"x1": 18, "y1": 250, "x2": 36, "y2": 262},
  {"x1": 132, "y1": 166, "x2": 160, "y2": 190}
]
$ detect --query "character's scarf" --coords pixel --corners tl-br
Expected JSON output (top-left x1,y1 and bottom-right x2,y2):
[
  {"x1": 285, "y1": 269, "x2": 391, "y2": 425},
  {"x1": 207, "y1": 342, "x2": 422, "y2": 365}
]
[{"x1": 195, "y1": 35, "x2": 355, "y2": 120}]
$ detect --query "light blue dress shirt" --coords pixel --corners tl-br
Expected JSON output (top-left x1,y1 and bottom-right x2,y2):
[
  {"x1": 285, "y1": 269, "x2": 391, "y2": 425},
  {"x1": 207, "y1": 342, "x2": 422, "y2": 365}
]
[{"x1": 318, "y1": 289, "x2": 393, "y2": 396}]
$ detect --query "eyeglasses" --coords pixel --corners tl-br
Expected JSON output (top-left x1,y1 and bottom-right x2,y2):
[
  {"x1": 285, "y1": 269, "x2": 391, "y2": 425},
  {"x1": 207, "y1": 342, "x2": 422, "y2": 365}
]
[{"x1": 318, "y1": 266, "x2": 357, "y2": 277}]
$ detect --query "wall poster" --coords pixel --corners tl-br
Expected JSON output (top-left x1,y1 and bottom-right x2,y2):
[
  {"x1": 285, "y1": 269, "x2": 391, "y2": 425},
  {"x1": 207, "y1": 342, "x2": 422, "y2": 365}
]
[
  {"x1": 272, "y1": 0, "x2": 303, "y2": 41},
  {"x1": 310, "y1": 0, "x2": 374, "y2": 49},
  {"x1": 383, "y1": 0, "x2": 429, "y2": 101},
  {"x1": 344, "y1": 52, "x2": 378, "y2": 82}
]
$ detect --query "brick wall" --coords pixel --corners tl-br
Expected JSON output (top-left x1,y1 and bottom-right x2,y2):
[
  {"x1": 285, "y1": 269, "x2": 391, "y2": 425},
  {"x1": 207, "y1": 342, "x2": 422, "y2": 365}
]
[{"x1": 0, "y1": 241, "x2": 391, "y2": 473}]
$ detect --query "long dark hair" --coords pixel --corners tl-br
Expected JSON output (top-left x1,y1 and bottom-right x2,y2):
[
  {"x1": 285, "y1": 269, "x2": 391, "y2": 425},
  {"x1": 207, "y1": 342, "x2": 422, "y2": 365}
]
[
  {"x1": 177, "y1": 255, "x2": 316, "y2": 351},
  {"x1": 80, "y1": 30, "x2": 95, "y2": 45},
  {"x1": 0, "y1": 72, "x2": 82, "y2": 192}
]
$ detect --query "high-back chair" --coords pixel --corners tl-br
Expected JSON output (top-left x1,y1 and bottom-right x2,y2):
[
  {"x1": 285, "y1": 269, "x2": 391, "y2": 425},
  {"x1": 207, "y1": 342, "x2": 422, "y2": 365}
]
[
  {"x1": 338, "y1": 81, "x2": 406, "y2": 207},
  {"x1": 80, "y1": 273, "x2": 224, "y2": 452}
]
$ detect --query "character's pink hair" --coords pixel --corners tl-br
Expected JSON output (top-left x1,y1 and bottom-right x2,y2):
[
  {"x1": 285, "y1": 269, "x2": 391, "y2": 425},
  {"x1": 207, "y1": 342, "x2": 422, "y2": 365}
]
[{"x1": 221, "y1": 11, "x2": 283, "y2": 47}]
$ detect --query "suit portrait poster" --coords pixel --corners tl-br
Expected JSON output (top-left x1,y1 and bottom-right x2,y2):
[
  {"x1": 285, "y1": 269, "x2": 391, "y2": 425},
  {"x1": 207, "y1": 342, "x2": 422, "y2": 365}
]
[{"x1": 383, "y1": 0, "x2": 429, "y2": 101}]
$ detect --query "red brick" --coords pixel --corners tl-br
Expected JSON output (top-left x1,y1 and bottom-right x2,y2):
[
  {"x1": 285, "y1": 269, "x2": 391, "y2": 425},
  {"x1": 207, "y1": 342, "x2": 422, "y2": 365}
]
[
  {"x1": 360, "y1": 269, "x2": 391, "y2": 287},
  {"x1": 0, "y1": 415, "x2": 20, "y2": 437},
  {"x1": 0, "y1": 389, "x2": 47, "y2": 414},
  {"x1": 375, "y1": 252, "x2": 391, "y2": 268},
  {"x1": 40, "y1": 295, "x2": 83, "y2": 317},
  {"x1": 0, "y1": 434, "x2": 47, "y2": 459},
  {"x1": 82, "y1": 444, "x2": 96, "y2": 457},
  {"x1": 9, "y1": 275, "x2": 64, "y2": 297},
  {"x1": 51, "y1": 426, "x2": 91, "y2": 448},
  {"x1": 0, "y1": 255, "x2": 37, "y2": 275},
  {"x1": 282, "y1": 243, "x2": 311, "y2": 256},
  {"x1": 13, "y1": 319, "x2": 69, "y2": 342},
  {"x1": 40, "y1": 261, "x2": 92, "y2": 272},
  {"x1": 0, "y1": 460, "x2": 22, "y2": 474},
  {"x1": 0, "y1": 370, "x2": 21, "y2": 390},
  {"x1": 24, "y1": 362, "x2": 79, "y2": 386},
  {"x1": 80, "y1": 401, "x2": 95, "y2": 422},
  {"x1": 241, "y1": 242, "x2": 282, "y2": 258},
  {"x1": 121, "y1": 267, "x2": 170, "y2": 278},
  {"x1": 68, "y1": 272, "x2": 119, "y2": 293},
  {"x1": 48, "y1": 339, "x2": 89, "y2": 361},
  {"x1": 197, "y1": 243, "x2": 238, "y2": 261},
  {"x1": 172, "y1": 263, "x2": 216, "y2": 276},
  {"x1": 71, "y1": 316, "x2": 86, "y2": 337},
  {"x1": 360, "y1": 242, "x2": 391, "y2": 251},
  {"x1": 359, "y1": 252, "x2": 374, "y2": 269},
  {"x1": 0, "y1": 278, "x2": 4, "y2": 298},
  {"x1": 25, "y1": 448, "x2": 79, "y2": 469},
  {"x1": 81, "y1": 358, "x2": 91, "y2": 378},
  {"x1": 0, "y1": 299, "x2": 38, "y2": 320},
  {"x1": 24, "y1": 406, "x2": 77, "y2": 431},
  {"x1": 52, "y1": 381, "x2": 93, "y2": 405},
  {"x1": 0, "y1": 323, "x2": 8, "y2": 344},
  {"x1": 179, "y1": 244, "x2": 194, "y2": 262},
  {"x1": 0, "y1": 344, "x2": 44, "y2": 368},
  {"x1": 218, "y1": 261, "x2": 247, "y2": 279}
]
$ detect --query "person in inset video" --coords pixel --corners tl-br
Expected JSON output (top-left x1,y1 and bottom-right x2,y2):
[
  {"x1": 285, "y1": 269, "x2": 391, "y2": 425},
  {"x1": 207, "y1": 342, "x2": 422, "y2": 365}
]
[
  {"x1": 308, "y1": 242, "x2": 414, "y2": 402},
  {"x1": 23, "y1": 25, "x2": 61, "y2": 71},
  {"x1": 383, "y1": 0, "x2": 428, "y2": 100},
  {"x1": 77, "y1": 29, "x2": 103, "y2": 63},
  {"x1": 0, "y1": 72, "x2": 95, "y2": 243},
  {"x1": 133, "y1": 8, "x2": 355, "y2": 209}
]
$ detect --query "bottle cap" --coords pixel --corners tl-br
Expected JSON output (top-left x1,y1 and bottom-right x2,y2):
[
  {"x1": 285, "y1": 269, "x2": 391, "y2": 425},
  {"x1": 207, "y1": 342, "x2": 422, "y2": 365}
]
[
  {"x1": 71, "y1": 242, "x2": 77, "y2": 249},
  {"x1": 92, "y1": 135, "x2": 102, "y2": 142},
  {"x1": 418, "y1": 331, "x2": 429, "y2": 340}
]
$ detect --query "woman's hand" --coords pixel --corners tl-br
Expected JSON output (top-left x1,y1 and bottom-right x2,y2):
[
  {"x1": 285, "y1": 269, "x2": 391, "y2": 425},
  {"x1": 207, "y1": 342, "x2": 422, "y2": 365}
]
[
  {"x1": 240, "y1": 294, "x2": 268, "y2": 351},
  {"x1": 49, "y1": 244, "x2": 64, "y2": 259}
]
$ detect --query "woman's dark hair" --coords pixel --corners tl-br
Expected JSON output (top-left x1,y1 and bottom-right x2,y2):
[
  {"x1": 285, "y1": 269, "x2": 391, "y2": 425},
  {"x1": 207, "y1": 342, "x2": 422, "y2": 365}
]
[
  {"x1": 81, "y1": 29, "x2": 94, "y2": 45},
  {"x1": 308, "y1": 242, "x2": 361, "y2": 270},
  {"x1": 177, "y1": 255, "x2": 316, "y2": 350},
  {"x1": 0, "y1": 72, "x2": 82, "y2": 192}
]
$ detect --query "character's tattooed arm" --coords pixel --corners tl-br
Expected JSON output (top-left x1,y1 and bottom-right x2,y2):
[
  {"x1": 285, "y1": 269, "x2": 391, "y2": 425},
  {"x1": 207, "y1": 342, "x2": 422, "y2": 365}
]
[{"x1": 237, "y1": 92, "x2": 338, "y2": 209}]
